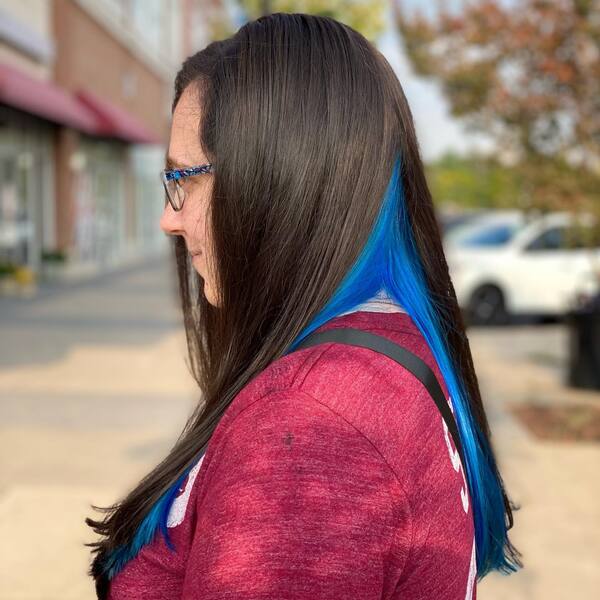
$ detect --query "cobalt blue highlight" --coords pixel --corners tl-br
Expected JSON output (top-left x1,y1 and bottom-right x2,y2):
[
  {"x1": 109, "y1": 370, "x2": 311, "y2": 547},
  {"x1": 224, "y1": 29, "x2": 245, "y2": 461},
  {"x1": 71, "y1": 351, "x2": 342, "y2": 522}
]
[{"x1": 287, "y1": 155, "x2": 521, "y2": 579}]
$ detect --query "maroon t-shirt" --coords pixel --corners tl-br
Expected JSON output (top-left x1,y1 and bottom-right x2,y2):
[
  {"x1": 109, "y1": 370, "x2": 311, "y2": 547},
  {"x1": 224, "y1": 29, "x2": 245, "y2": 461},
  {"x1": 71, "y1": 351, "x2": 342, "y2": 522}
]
[{"x1": 108, "y1": 308, "x2": 476, "y2": 599}]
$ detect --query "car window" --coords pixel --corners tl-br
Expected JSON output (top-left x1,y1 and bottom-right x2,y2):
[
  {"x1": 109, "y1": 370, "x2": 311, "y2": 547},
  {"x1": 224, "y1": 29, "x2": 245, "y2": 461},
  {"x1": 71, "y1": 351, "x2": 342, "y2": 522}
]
[
  {"x1": 526, "y1": 227, "x2": 565, "y2": 251},
  {"x1": 526, "y1": 225, "x2": 600, "y2": 251},
  {"x1": 449, "y1": 221, "x2": 523, "y2": 247}
]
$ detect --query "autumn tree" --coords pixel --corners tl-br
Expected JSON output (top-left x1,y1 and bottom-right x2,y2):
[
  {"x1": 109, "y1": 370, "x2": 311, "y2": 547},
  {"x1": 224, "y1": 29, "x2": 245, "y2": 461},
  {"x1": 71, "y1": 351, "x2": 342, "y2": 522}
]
[{"x1": 394, "y1": 0, "x2": 600, "y2": 220}]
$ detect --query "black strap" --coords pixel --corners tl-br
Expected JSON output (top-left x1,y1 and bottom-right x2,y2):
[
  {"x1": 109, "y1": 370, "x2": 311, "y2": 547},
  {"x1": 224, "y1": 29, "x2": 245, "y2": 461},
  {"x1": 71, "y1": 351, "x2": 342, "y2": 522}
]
[{"x1": 287, "y1": 327, "x2": 466, "y2": 471}]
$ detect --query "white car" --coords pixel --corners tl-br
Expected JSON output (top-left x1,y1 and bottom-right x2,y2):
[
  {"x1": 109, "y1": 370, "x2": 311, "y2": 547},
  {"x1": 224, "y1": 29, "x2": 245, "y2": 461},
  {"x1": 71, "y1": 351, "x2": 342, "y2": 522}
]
[{"x1": 444, "y1": 210, "x2": 600, "y2": 324}]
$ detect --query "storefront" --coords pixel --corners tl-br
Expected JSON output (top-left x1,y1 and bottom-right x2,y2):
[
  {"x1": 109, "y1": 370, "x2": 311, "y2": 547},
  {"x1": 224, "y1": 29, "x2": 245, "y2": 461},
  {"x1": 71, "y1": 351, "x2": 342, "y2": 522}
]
[
  {"x1": 0, "y1": 61, "x2": 163, "y2": 286},
  {"x1": 70, "y1": 137, "x2": 127, "y2": 268},
  {"x1": 0, "y1": 60, "x2": 99, "y2": 283},
  {"x1": 0, "y1": 107, "x2": 54, "y2": 273}
]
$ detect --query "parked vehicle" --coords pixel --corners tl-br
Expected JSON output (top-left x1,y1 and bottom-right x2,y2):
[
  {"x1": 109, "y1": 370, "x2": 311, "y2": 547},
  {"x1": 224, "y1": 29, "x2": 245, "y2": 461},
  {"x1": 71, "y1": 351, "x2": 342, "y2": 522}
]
[
  {"x1": 436, "y1": 207, "x2": 488, "y2": 237},
  {"x1": 444, "y1": 210, "x2": 600, "y2": 324}
]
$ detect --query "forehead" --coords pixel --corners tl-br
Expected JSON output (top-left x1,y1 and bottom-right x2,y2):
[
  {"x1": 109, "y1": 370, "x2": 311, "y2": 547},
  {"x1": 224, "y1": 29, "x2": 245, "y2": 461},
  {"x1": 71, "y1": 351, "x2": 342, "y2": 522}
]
[{"x1": 168, "y1": 85, "x2": 206, "y2": 165}]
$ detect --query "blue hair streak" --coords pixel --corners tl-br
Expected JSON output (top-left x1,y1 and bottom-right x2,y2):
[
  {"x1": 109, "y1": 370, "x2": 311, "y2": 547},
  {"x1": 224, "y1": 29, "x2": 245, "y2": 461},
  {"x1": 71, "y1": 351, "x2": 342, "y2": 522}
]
[{"x1": 287, "y1": 155, "x2": 521, "y2": 579}]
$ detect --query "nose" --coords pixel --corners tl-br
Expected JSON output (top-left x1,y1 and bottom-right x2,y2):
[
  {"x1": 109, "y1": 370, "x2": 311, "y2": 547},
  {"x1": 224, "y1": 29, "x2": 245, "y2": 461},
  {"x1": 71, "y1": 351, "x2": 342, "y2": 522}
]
[{"x1": 159, "y1": 202, "x2": 184, "y2": 236}]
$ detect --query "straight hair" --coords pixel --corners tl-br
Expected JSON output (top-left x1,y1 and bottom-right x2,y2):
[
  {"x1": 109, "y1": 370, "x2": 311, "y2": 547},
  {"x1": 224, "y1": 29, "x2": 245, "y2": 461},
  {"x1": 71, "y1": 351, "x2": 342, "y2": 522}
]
[{"x1": 86, "y1": 13, "x2": 522, "y2": 598}]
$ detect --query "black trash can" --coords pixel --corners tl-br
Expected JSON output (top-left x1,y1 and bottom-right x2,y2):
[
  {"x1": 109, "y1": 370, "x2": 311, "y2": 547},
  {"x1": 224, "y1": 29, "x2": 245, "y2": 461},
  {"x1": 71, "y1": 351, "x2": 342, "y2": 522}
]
[{"x1": 566, "y1": 291, "x2": 600, "y2": 390}]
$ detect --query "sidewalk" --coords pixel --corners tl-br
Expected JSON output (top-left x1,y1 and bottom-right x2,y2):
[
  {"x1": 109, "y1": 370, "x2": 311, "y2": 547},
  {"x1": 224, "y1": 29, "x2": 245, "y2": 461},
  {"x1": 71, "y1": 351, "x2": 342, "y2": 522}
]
[{"x1": 469, "y1": 324, "x2": 600, "y2": 599}]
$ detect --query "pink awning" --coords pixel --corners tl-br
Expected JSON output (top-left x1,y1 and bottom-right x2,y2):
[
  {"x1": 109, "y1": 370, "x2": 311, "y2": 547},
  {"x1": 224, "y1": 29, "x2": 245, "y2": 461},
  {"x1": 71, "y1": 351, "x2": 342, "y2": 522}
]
[
  {"x1": 75, "y1": 89, "x2": 161, "y2": 144},
  {"x1": 0, "y1": 61, "x2": 97, "y2": 133}
]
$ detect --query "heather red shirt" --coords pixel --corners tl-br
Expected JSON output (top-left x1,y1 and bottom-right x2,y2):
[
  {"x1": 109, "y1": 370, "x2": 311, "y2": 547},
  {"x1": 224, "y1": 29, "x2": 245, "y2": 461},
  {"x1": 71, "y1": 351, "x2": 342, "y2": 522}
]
[{"x1": 108, "y1": 307, "x2": 476, "y2": 599}]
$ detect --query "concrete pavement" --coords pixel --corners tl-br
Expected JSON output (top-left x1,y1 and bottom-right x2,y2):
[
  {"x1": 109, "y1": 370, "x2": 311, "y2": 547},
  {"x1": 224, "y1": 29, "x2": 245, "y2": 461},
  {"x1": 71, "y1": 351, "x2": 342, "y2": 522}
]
[
  {"x1": 0, "y1": 256, "x2": 199, "y2": 599},
  {"x1": 471, "y1": 323, "x2": 600, "y2": 599}
]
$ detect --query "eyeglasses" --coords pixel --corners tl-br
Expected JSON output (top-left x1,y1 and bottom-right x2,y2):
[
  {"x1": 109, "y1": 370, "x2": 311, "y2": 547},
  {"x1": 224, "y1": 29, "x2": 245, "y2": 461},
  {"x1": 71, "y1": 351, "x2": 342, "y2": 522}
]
[{"x1": 160, "y1": 163, "x2": 214, "y2": 211}]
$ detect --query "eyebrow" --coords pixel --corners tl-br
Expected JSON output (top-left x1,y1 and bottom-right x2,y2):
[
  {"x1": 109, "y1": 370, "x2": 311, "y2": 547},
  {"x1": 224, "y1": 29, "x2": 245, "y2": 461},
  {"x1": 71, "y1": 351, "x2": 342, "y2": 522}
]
[{"x1": 165, "y1": 155, "x2": 191, "y2": 170}]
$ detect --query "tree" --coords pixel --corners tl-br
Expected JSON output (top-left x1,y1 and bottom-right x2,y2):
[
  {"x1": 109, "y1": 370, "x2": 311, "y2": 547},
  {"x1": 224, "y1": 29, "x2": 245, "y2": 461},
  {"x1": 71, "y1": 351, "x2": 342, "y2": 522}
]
[
  {"x1": 240, "y1": 0, "x2": 388, "y2": 42},
  {"x1": 393, "y1": 0, "x2": 600, "y2": 221},
  {"x1": 426, "y1": 152, "x2": 522, "y2": 210}
]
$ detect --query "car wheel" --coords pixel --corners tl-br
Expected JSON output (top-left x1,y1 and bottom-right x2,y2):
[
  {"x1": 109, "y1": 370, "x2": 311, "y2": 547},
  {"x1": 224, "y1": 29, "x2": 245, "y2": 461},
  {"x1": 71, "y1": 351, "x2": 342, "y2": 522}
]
[{"x1": 466, "y1": 284, "x2": 509, "y2": 326}]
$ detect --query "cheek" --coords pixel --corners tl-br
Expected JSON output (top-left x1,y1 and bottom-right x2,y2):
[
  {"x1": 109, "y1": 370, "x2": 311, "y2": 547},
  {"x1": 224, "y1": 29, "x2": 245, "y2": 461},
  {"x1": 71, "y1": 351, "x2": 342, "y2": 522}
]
[{"x1": 183, "y1": 203, "x2": 210, "y2": 245}]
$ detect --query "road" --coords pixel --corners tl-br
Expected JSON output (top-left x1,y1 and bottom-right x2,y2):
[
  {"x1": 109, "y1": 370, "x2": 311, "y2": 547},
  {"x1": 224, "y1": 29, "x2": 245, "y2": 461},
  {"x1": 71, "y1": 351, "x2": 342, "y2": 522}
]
[{"x1": 0, "y1": 256, "x2": 598, "y2": 599}]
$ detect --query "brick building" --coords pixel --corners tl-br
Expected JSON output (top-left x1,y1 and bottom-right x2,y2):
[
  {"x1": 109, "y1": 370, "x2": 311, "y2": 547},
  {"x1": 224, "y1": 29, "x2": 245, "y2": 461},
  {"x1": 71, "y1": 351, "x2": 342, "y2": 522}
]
[{"x1": 0, "y1": 0, "x2": 230, "y2": 286}]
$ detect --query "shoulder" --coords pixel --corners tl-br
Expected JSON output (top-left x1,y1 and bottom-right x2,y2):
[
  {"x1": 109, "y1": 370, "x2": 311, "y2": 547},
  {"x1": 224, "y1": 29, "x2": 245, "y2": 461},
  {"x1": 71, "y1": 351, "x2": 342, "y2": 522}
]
[
  {"x1": 195, "y1": 388, "x2": 405, "y2": 502},
  {"x1": 287, "y1": 319, "x2": 466, "y2": 505},
  {"x1": 200, "y1": 387, "x2": 407, "y2": 498},
  {"x1": 201, "y1": 312, "x2": 453, "y2": 501},
  {"x1": 295, "y1": 320, "x2": 451, "y2": 457},
  {"x1": 216, "y1": 312, "x2": 438, "y2": 428}
]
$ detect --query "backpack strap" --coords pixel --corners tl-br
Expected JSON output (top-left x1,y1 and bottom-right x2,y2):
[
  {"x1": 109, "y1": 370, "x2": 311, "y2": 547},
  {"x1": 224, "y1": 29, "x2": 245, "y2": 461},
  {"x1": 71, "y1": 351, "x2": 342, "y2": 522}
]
[{"x1": 288, "y1": 327, "x2": 466, "y2": 472}]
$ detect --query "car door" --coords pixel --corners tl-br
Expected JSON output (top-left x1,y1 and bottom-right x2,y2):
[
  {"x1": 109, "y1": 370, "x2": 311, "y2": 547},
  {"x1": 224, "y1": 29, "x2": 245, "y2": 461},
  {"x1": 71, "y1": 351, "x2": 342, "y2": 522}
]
[{"x1": 511, "y1": 226, "x2": 575, "y2": 314}]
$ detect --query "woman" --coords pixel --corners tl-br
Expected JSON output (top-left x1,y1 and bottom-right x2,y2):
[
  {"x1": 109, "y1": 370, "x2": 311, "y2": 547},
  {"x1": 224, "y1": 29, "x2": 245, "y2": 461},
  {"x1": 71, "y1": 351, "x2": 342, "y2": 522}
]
[{"x1": 86, "y1": 12, "x2": 522, "y2": 599}]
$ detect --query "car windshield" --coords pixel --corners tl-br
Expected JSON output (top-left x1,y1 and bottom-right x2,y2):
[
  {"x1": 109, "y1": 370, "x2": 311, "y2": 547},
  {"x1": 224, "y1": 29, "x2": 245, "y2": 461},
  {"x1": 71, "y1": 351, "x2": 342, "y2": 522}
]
[{"x1": 446, "y1": 219, "x2": 524, "y2": 247}]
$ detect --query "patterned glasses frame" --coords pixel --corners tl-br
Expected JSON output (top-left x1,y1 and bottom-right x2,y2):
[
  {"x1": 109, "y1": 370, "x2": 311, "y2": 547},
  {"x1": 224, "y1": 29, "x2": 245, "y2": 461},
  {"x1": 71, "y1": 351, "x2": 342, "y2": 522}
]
[{"x1": 160, "y1": 163, "x2": 214, "y2": 211}]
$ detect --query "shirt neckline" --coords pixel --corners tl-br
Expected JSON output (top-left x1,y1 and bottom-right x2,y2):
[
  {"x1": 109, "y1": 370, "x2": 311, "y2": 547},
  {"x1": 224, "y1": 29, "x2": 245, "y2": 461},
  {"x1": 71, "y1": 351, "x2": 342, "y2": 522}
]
[{"x1": 338, "y1": 288, "x2": 406, "y2": 316}]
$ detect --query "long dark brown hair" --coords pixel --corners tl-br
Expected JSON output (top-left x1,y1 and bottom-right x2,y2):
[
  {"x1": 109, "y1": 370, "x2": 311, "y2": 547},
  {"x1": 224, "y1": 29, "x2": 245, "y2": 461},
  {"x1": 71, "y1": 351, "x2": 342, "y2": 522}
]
[{"x1": 86, "y1": 13, "x2": 521, "y2": 597}]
